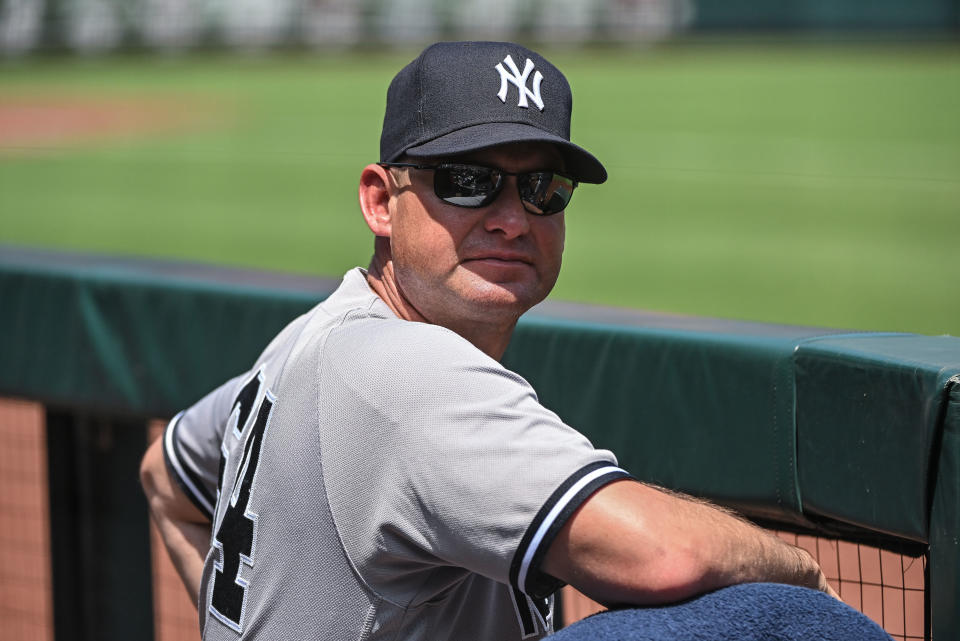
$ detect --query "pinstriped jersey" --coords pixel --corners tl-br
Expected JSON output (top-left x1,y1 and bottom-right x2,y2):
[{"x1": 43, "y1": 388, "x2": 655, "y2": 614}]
[{"x1": 164, "y1": 268, "x2": 630, "y2": 640}]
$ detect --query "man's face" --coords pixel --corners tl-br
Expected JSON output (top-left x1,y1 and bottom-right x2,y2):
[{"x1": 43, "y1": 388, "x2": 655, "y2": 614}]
[{"x1": 388, "y1": 142, "x2": 567, "y2": 331}]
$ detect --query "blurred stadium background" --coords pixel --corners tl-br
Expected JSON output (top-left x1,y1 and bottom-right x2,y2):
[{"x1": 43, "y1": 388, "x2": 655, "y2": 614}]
[
  {"x1": 0, "y1": 1, "x2": 958, "y2": 640},
  {"x1": 1, "y1": 0, "x2": 958, "y2": 336},
  {"x1": 0, "y1": 0, "x2": 958, "y2": 53}
]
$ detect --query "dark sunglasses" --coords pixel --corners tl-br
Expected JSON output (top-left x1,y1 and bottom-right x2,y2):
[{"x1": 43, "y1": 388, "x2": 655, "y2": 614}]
[{"x1": 378, "y1": 162, "x2": 578, "y2": 216}]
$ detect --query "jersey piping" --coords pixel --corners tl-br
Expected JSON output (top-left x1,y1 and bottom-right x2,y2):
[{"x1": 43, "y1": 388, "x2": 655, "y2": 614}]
[
  {"x1": 164, "y1": 411, "x2": 216, "y2": 519},
  {"x1": 510, "y1": 460, "x2": 632, "y2": 598}
]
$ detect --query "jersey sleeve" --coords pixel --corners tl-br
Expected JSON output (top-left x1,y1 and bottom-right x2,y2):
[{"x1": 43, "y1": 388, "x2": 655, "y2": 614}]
[
  {"x1": 162, "y1": 372, "x2": 249, "y2": 520},
  {"x1": 319, "y1": 318, "x2": 631, "y2": 601},
  {"x1": 163, "y1": 308, "x2": 315, "y2": 521}
]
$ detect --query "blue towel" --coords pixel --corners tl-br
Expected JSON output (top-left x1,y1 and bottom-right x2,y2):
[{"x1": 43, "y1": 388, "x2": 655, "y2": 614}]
[{"x1": 552, "y1": 583, "x2": 893, "y2": 640}]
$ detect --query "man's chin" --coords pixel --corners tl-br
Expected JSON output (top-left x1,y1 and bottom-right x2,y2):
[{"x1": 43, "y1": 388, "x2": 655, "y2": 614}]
[
  {"x1": 450, "y1": 265, "x2": 555, "y2": 316},
  {"x1": 462, "y1": 279, "x2": 544, "y2": 316}
]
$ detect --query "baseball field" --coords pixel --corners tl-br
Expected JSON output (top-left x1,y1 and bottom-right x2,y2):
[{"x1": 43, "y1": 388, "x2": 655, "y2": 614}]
[{"x1": 1, "y1": 41, "x2": 957, "y2": 336}]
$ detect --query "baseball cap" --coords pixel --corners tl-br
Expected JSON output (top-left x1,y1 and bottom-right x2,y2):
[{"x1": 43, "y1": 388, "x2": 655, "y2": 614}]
[{"x1": 379, "y1": 41, "x2": 607, "y2": 184}]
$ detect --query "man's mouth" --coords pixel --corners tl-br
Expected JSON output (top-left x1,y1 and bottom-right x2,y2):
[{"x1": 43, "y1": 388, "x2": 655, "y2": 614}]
[{"x1": 463, "y1": 252, "x2": 532, "y2": 265}]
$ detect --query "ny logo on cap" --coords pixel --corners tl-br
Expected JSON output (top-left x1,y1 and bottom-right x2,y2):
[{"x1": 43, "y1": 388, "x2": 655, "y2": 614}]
[{"x1": 495, "y1": 55, "x2": 544, "y2": 111}]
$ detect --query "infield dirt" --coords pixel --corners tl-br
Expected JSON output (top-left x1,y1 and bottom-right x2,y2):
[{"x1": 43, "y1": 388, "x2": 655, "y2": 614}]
[{"x1": 0, "y1": 95, "x2": 224, "y2": 151}]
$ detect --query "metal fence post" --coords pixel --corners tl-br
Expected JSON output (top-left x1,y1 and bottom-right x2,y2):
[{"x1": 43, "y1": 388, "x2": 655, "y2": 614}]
[{"x1": 46, "y1": 410, "x2": 154, "y2": 641}]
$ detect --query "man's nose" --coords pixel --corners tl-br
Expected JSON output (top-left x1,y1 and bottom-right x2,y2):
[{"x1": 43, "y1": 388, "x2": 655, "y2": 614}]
[{"x1": 483, "y1": 179, "x2": 531, "y2": 239}]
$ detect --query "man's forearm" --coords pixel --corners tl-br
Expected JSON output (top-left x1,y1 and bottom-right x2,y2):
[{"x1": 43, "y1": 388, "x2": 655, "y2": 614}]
[
  {"x1": 544, "y1": 479, "x2": 835, "y2": 607},
  {"x1": 140, "y1": 436, "x2": 212, "y2": 606},
  {"x1": 683, "y1": 490, "x2": 836, "y2": 599},
  {"x1": 150, "y1": 510, "x2": 211, "y2": 605}
]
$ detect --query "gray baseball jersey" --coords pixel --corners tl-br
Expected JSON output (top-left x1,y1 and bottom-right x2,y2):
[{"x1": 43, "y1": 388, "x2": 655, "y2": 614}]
[{"x1": 164, "y1": 268, "x2": 630, "y2": 640}]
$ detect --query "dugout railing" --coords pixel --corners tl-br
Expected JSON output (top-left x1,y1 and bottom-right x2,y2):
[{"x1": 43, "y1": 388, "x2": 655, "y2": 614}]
[{"x1": 0, "y1": 245, "x2": 957, "y2": 641}]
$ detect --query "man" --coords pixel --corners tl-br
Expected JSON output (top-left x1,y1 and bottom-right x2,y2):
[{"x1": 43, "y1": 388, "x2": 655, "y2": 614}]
[{"x1": 140, "y1": 41, "x2": 890, "y2": 640}]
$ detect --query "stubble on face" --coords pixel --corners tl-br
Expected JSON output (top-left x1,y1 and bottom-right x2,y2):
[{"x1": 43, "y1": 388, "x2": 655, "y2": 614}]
[{"x1": 388, "y1": 143, "x2": 567, "y2": 346}]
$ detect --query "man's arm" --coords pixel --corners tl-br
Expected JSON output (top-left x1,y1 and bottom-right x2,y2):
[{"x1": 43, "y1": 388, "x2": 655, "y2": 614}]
[
  {"x1": 543, "y1": 479, "x2": 837, "y2": 606},
  {"x1": 140, "y1": 435, "x2": 212, "y2": 606}
]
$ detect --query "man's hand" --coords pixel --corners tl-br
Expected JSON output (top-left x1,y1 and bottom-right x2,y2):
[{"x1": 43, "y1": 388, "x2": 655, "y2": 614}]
[
  {"x1": 140, "y1": 434, "x2": 212, "y2": 606},
  {"x1": 543, "y1": 479, "x2": 840, "y2": 607},
  {"x1": 798, "y1": 546, "x2": 841, "y2": 600}
]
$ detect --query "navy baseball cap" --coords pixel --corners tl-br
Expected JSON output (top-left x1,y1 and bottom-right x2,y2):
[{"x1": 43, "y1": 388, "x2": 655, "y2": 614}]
[{"x1": 379, "y1": 41, "x2": 607, "y2": 184}]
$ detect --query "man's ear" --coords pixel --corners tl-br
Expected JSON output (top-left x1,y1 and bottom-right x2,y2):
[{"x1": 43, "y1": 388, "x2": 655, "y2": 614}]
[{"x1": 359, "y1": 164, "x2": 394, "y2": 237}]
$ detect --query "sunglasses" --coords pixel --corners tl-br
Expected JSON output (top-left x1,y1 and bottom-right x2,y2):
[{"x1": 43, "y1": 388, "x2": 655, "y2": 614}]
[{"x1": 378, "y1": 162, "x2": 578, "y2": 216}]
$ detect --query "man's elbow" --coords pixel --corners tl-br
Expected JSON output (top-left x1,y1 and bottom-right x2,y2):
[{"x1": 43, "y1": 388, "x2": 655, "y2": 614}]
[
  {"x1": 638, "y1": 545, "x2": 718, "y2": 603},
  {"x1": 139, "y1": 438, "x2": 162, "y2": 500},
  {"x1": 575, "y1": 544, "x2": 717, "y2": 608},
  {"x1": 139, "y1": 436, "x2": 186, "y2": 522}
]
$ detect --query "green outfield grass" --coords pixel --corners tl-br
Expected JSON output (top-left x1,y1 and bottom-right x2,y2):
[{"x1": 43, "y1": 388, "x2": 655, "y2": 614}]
[{"x1": 1, "y1": 42, "x2": 958, "y2": 336}]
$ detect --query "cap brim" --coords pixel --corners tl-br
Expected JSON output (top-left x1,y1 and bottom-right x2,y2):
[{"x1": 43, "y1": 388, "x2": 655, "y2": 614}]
[{"x1": 401, "y1": 122, "x2": 607, "y2": 184}]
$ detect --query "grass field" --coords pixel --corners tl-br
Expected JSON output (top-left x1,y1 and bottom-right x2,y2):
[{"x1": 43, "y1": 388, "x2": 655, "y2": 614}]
[{"x1": 1, "y1": 41, "x2": 958, "y2": 336}]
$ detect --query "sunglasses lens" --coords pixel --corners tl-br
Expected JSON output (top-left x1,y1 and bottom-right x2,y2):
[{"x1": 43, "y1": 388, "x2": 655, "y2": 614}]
[
  {"x1": 431, "y1": 164, "x2": 575, "y2": 215},
  {"x1": 434, "y1": 165, "x2": 499, "y2": 207},
  {"x1": 518, "y1": 172, "x2": 576, "y2": 215}
]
